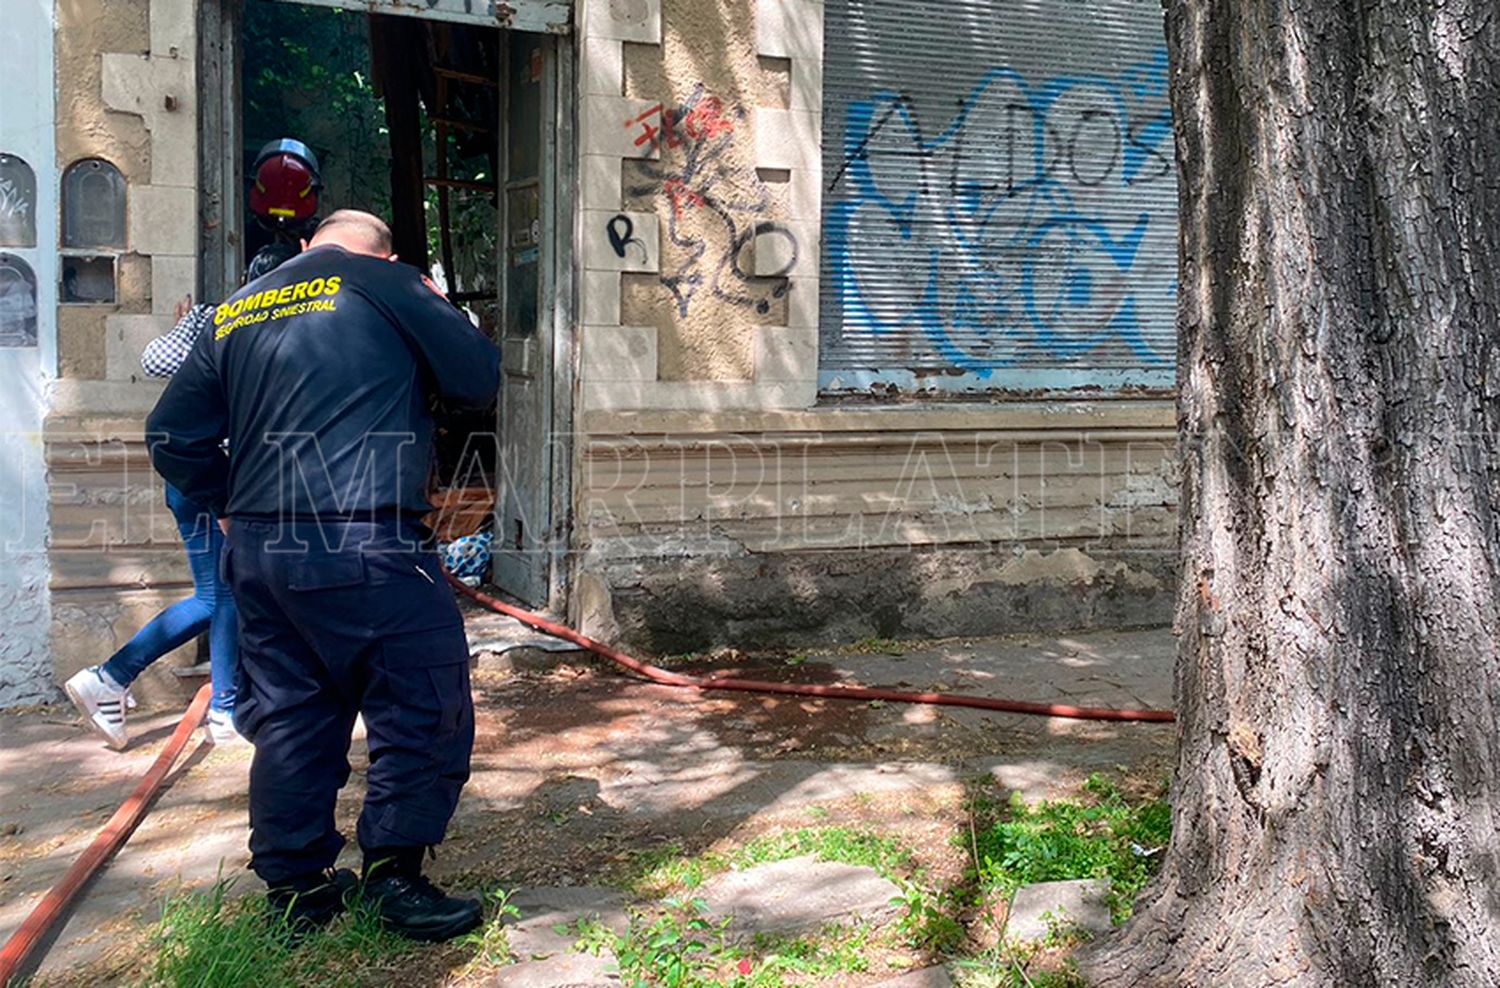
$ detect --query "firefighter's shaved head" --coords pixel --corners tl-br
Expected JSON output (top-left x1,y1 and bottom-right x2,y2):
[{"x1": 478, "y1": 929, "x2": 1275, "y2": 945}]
[{"x1": 309, "y1": 209, "x2": 394, "y2": 258}]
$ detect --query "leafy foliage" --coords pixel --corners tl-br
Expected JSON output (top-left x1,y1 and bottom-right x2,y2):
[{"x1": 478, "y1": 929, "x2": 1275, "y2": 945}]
[
  {"x1": 242, "y1": 0, "x2": 392, "y2": 219},
  {"x1": 974, "y1": 773, "x2": 1171, "y2": 921},
  {"x1": 573, "y1": 897, "x2": 731, "y2": 988},
  {"x1": 450, "y1": 887, "x2": 524, "y2": 977},
  {"x1": 891, "y1": 879, "x2": 967, "y2": 953}
]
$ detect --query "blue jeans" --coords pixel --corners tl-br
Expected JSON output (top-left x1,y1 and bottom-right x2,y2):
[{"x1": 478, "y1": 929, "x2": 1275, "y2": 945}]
[{"x1": 102, "y1": 484, "x2": 239, "y2": 712}]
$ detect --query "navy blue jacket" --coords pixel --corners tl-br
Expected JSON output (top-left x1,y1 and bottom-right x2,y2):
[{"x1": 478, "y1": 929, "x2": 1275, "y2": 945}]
[{"x1": 147, "y1": 245, "x2": 499, "y2": 520}]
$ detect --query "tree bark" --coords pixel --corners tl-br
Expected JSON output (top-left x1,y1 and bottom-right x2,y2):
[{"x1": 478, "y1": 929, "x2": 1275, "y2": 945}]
[{"x1": 1085, "y1": 2, "x2": 1500, "y2": 985}]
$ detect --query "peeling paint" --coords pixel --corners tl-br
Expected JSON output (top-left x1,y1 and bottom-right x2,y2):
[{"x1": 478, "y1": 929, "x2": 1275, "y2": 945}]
[
  {"x1": 993, "y1": 547, "x2": 1162, "y2": 591},
  {"x1": 0, "y1": 1, "x2": 56, "y2": 707},
  {"x1": 268, "y1": 0, "x2": 572, "y2": 33},
  {"x1": 581, "y1": 545, "x2": 1175, "y2": 654}
]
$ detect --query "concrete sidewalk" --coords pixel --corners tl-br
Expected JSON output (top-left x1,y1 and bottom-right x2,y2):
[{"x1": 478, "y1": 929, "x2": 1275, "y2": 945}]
[{"x1": 0, "y1": 625, "x2": 1174, "y2": 986}]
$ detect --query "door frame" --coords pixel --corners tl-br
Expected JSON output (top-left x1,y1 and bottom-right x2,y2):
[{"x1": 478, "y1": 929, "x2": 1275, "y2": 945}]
[
  {"x1": 493, "y1": 30, "x2": 575, "y2": 611},
  {"x1": 542, "y1": 33, "x2": 576, "y2": 615},
  {"x1": 197, "y1": 0, "x2": 243, "y2": 304},
  {"x1": 197, "y1": 0, "x2": 577, "y2": 614}
]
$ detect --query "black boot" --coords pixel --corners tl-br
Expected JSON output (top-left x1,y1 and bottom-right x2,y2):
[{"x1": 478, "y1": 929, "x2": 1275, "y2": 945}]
[
  {"x1": 265, "y1": 868, "x2": 357, "y2": 942},
  {"x1": 360, "y1": 847, "x2": 482, "y2": 943}
]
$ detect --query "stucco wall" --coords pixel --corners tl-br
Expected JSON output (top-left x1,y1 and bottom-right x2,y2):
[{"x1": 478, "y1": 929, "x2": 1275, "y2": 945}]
[
  {"x1": 571, "y1": 402, "x2": 1179, "y2": 650},
  {"x1": 47, "y1": 0, "x2": 202, "y2": 709},
  {"x1": 617, "y1": 0, "x2": 786, "y2": 381},
  {"x1": 568, "y1": 0, "x2": 1178, "y2": 650},
  {"x1": 575, "y1": 0, "x2": 821, "y2": 412},
  {"x1": 0, "y1": 0, "x2": 59, "y2": 707}
]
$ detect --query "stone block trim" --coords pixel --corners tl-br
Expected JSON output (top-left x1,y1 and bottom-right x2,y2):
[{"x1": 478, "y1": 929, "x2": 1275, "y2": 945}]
[
  {"x1": 88, "y1": 0, "x2": 199, "y2": 385},
  {"x1": 579, "y1": 0, "x2": 662, "y2": 44},
  {"x1": 754, "y1": 326, "x2": 818, "y2": 382},
  {"x1": 127, "y1": 185, "x2": 196, "y2": 258},
  {"x1": 104, "y1": 314, "x2": 168, "y2": 383},
  {"x1": 575, "y1": 0, "x2": 824, "y2": 414},
  {"x1": 581, "y1": 379, "x2": 815, "y2": 412},
  {"x1": 150, "y1": 255, "x2": 195, "y2": 317},
  {"x1": 581, "y1": 208, "x2": 661, "y2": 273},
  {"x1": 580, "y1": 325, "x2": 659, "y2": 382},
  {"x1": 100, "y1": 53, "x2": 196, "y2": 189},
  {"x1": 581, "y1": 95, "x2": 664, "y2": 160}
]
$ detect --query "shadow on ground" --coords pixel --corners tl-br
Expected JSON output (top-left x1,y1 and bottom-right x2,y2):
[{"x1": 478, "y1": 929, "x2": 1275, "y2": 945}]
[{"x1": 0, "y1": 621, "x2": 1175, "y2": 987}]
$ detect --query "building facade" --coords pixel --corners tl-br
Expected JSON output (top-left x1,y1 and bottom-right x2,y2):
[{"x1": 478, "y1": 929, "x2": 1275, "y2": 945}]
[{"x1": 0, "y1": 0, "x2": 1178, "y2": 709}]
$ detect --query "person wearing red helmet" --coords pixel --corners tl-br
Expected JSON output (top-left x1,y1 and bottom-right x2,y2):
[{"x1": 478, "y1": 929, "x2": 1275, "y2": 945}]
[{"x1": 249, "y1": 138, "x2": 323, "y2": 242}]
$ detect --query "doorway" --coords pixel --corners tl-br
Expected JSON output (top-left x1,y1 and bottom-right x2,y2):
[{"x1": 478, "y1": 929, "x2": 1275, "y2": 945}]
[{"x1": 204, "y1": 0, "x2": 573, "y2": 608}]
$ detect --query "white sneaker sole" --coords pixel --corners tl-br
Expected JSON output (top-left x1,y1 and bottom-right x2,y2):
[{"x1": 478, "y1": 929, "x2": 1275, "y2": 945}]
[{"x1": 64, "y1": 680, "x2": 129, "y2": 751}]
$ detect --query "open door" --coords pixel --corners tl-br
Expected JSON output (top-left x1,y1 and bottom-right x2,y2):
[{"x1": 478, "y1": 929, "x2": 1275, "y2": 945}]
[
  {"x1": 491, "y1": 33, "x2": 557, "y2": 607},
  {"x1": 211, "y1": 0, "x2": 571, "y2": 606}
]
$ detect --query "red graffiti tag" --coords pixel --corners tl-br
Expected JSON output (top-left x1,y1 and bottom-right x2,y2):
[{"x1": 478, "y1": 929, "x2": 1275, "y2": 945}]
[
  {"x1": 663, "y1": 178, "x2": 705, "y2": 219},
  {"x1": 624, "y1": 93, "x2": 735, "y2": 153},
  {"x1": 682, "y1": 95, "x2": 735, "y2": 141}
]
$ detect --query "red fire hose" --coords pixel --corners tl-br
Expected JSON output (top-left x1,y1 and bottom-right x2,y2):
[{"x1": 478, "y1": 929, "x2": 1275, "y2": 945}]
[
  {"x1": 0, "y1": 683, "x2": 213, "y2": 986},
  {"x1": 1, "y1": 579, "x2": 1172, "y2": 984},
  {"x1": 447, "y1": 574, "x2": 1176, "y2": 724}
]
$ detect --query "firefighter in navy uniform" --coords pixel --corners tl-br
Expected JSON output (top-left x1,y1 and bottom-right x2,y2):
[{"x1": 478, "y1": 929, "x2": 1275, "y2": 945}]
[{"x1": 147, "y1": 210, "x2": 500, "y2": 942}]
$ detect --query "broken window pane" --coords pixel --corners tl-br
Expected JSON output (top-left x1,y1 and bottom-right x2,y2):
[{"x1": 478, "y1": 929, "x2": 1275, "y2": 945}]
[
  {"x1": 0, "y1": 253, "x2": 38, "y2": 347},
  {"x1": 0, "y1": 154, "x2": 37, "y2": 247},
  {"x1": 62, "y1": 158, "x2": 126, "y2": 249},
  {"x1": 61, "y1": 254, "x2": 115, "y2": 304}
]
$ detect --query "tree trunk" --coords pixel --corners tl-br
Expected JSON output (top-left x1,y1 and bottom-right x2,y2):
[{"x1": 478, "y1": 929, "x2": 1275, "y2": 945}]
[{"x1": 1085, "y1": 2, "x2": 1500, "y2": 985}]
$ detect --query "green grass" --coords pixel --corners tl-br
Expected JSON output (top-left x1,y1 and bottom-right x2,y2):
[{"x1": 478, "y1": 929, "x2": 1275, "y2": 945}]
[
  {"x1": 973, "y1": 774, "x2": 1170, "y2": 922},
  {"x1": 735, "y1": 827, "x2": 913, "y2": 876},
  {"x1": 951, "y1": 944, "x2": 1089, "y2": 988},
  {"x1": 747, "y1": 924, "x2": 877, "y2": 980},
  {"x1": 621, "y1": 826, "x2": 914, "y2": 898},
  {"x1": 135, "y1": 877, "x2": 524, "y2": 988},
  {"x1": 137, "y1": 877, "x2": 419, "y2": 988},
  {"x1": 571, "y1": 898, "x2": 878, "y2": 988},
  {"x1": 133, "y1": 779, "x2": 1168, "y2": 988}
]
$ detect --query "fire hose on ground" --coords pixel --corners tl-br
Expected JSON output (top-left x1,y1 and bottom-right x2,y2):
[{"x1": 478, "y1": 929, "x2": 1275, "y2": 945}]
[
  {"x1": 0, "y1": 684, "x2": 213, "y2": 985},
  {"x1": 0, "y1": 576, "x2": 1173, "y2": 983},
  {"x1": 445, "y1": 573, "x2": 1176, "y2": 724}
]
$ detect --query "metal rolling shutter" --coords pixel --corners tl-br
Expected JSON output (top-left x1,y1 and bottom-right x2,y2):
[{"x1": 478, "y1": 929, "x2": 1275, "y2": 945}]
[{"x1": 819, "y1": 0, "x2": 1176, "y2": 395}]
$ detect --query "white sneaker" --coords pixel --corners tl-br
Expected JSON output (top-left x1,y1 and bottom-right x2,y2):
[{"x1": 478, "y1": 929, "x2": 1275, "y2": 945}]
[
  {"x1": 64, "y1": 666, "x2": 130, "y2": 750},
  {"x1": 205, "y1": 707, "x2": 247, "y2": 746}
]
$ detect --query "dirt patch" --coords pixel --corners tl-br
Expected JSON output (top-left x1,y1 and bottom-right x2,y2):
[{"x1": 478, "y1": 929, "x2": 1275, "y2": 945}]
[{"x1": 4, "y1": 627, "x2": 1175, "y2": 986}]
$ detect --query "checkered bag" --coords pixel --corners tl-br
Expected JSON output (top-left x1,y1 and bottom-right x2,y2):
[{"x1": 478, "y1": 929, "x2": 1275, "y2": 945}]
[{"x1": 441, "y1": 530, "x2": 493, "y2": 583}]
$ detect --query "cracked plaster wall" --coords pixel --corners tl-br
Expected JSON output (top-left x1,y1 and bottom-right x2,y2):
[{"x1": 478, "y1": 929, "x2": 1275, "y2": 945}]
[
  {"x1": 0, "y1": 0, "x2": 57, "y2": 706},
  {"x1": 44, "y1": 0, "x2": 202, "y2": 708},
  {"x1": 576, "y1": 0, "x2": 822, "y2": 412}
]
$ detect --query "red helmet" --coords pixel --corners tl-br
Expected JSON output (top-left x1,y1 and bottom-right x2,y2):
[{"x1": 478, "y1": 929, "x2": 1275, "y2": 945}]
[{"x1": 249, "y1": 139, "x2": 321, "y2": 228}]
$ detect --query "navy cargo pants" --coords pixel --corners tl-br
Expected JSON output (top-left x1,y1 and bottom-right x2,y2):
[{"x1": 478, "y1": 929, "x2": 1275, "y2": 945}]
[{"x1": 226, "y1": 517, "x2": 474, "y2": 884}]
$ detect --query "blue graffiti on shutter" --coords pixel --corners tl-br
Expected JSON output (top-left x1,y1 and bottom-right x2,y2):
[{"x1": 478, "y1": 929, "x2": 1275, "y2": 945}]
[{"x1": 825, "y1": 48, "x2": 1176, "y2": 377}]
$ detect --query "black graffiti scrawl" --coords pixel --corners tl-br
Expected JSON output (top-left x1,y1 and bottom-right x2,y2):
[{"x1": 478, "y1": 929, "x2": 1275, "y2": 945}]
[
  {"x1": 623, "y1": 84, "x2": 797, "y2": 317},
  {"x1": 606, "y1": 214, "x2": 648, "y2": 263}
]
